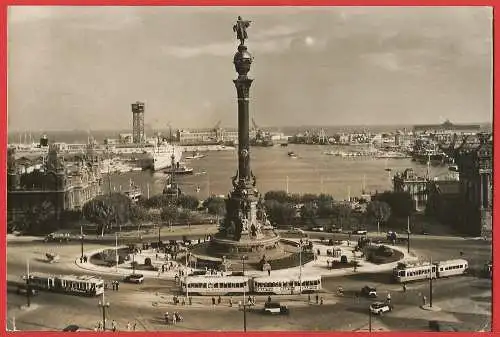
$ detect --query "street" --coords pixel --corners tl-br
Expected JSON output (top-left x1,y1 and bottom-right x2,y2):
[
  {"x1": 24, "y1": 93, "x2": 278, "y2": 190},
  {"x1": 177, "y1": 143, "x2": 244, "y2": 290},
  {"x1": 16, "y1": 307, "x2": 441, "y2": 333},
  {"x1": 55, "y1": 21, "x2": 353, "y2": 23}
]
[{"x1": 6, "y1": 233, "x2": 492, "y2": 331}]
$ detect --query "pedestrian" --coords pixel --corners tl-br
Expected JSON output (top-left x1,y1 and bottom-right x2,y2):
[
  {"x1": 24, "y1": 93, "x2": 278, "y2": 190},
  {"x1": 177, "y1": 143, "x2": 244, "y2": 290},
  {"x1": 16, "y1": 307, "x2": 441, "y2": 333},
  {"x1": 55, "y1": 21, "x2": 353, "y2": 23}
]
[
  {"x1": 386, "y1": 292, "x2": 391, "y2": 304},
  {"x1": 212, "y1": 297, "x2": 216, "y2": 307},
  {"x1": 316, "y1": 294, "x2": 319, "y2": 304},
  {"x1": 308, "y1": 294, "x2": 311, "y2": 304},
  {"x1": 111, "y1": 320, "x2": 117, "y2": 332},
  {"x1": 403, "y1": 283, "x2": 407, "y2": 292},
  {"x1": 158, "y1": 270, "x2": 161, "y2": 278},
  {"x1": 423, "y1": 295, "x2": 427, "y2": 306},
  {"x1": 133, "y1": 322, "x2": 137, "y2": 331},
  {"x1": 218, "y1": 296, "x2": 222, "y2": 305},
  {"x1": 320, "y1": 297, "x2": 324, "y2": 305},
  {"x1": 229, "y1": 297, "x2": 233, "y2": 307},
  {"x1": 172, "y1": 313, "x2": 177, "y2": 325},
  {"x1": 97, "y1": 321, "x2": 103, "y2": 331},
  {"x1": 112, "y1": 281, "x2": 116, "y2": 291},
  {"x1": 116, "y1": 281, "x2": 120, "y2": 291},
  {"x1": 268, "y1": 269, "x2": 271, "y2": 276},
  {"x1": 162, "y1": 265, "x2": 165, "y2": 273},
  {"x1": 327, "y1": 260, "x2": 330, "y2": 269},
  {"x1": 267, "y1": 295, "x2": 272, "y2": 303},
  {"x1": 80, "y1": 257, "x2": 83, "y2": 263},
  {"x1": 189, "y1": 296, "x2": 192, "y2": 306},
  {"x1": 181, "y1": 297, "x2": 186, "y2": 306},
  {"x1": 126, "y1": 322, "x2": 131, "y2": 331}
]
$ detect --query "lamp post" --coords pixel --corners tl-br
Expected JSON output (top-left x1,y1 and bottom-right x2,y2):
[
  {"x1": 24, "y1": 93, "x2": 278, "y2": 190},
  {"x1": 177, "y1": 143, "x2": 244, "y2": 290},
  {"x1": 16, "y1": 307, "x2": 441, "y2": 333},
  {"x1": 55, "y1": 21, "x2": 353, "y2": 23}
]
[
  {"x1": 80, "y1": 225, "x2": 85, "y2": 260},
  {"x1": 241, "y1": 255, "x2": 248, "y2": 332},
  {"x1": 429, "y1": 256, "x2": 433, "y2": 308},
  {"x1": 98, "y1": 292, "x2": 110, "y2": 331},
  {"x1": 368, "y1": 306, "x2": 372, "y2": 332},
  {"x1": 115, "y1": 233, "x2": 119, "y2": 272},
  {"x1": 407, "y1": 216, "x2": 410, "y2": 254},
  {"x1": 299, "y1": 240, "x2": 303, "y2": 294},
  {"x1": 25, "y1": 259, "x2": 31, "y2": 308}
]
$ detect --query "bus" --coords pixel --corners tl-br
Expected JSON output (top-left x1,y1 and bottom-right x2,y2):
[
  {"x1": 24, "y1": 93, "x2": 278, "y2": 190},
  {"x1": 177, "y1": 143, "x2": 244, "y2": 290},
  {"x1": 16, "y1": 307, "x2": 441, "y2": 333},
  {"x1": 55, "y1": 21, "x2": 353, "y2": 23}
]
[
  {"x1": 22, "y1": 272, "x2": 105, "y2": 296},
  {"x1": 180, "y1": 276, "x2": 251, "y2": 296},
  {"x1": 393, "y1": 259, "x2": 468, "y2": 283},
  {"x1": 253, "y1": 275, "x2": 322, "y2": 295}
]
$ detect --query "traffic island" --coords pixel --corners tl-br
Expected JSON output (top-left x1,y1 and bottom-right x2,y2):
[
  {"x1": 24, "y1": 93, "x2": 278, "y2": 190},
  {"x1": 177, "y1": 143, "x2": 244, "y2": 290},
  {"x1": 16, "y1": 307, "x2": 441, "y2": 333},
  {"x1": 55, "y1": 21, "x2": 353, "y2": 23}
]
[{"x1": 420, "y1": 304, "x2": 442, "y2": 312}]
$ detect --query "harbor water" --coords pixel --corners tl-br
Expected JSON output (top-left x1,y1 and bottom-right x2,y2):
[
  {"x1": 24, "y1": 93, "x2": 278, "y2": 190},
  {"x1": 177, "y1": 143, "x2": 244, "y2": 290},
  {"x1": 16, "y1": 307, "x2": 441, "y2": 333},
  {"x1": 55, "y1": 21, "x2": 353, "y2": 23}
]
[{"x1": 105, "y1": 144, "x2": 449, "y2": 201}]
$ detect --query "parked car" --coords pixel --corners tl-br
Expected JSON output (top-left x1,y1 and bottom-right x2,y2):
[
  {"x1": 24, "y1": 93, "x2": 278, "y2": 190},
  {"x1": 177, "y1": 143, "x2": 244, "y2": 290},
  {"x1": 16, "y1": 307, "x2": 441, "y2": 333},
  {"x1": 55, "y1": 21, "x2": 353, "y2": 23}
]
[
  {"x1": 370, "y1": 302, "x2": 392, "y2": 315},
  {"x1": 124, "y1": 274, "x2": 144, "y2": 284},
  {"x1": 263, "y1": 302, "x2": 289, "y2": 315},
  {"x1": 330, "y1": 227, "x2": 343, "y2": 233},
  {"x1": 360, "y1": 286, "x2": 377, "y2": 298},
  {"x1": 311, "y1": 226, "x2": 325, "y2": 232},
  {"x1": 353, "y1": 229, "x2": 367, "y2": 235},
  {"x1": 428, "y1": 320, "x2": 458, "y2": 332},
  {"x1": 62, "y1": 325, "x2": 80, "y2": 332},
  {"x1": 16, "y1": 285, "x2": 39, "y2": 296}
]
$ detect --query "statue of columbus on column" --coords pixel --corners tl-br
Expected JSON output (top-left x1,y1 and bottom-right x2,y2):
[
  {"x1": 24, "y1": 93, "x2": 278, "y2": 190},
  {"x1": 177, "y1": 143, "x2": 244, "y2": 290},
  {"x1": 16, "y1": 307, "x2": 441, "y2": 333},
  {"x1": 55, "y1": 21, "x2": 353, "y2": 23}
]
[{"x1": 233, "y1": 16, "x2": 252, "y2": 45}]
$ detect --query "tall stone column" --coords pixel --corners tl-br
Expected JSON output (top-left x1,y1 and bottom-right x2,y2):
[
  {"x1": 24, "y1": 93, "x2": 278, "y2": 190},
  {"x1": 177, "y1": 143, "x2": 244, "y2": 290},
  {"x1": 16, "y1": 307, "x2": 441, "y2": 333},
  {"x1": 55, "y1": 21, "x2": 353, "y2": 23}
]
[{"x1": 233, "y1": 45, "x2": 253, "y2": 185}]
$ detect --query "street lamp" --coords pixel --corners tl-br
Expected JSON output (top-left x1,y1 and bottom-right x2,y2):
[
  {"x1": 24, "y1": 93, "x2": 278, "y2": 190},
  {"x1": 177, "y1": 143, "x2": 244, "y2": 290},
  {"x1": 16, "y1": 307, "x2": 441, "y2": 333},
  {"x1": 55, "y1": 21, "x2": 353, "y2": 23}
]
[
  {"x1": 368, "y1": 306, "x2": 372, "y2": 332},
  {"x1": 241, "y1": 255, "x2": 248, "y2": 332},
  {"x1": 407, "y1": 216, "x2": 411, "y2": 254},
  {"x1": 98, "y1": 295, "x2": 111, "y2": 331},
  {"x1": 298, "y1": 240, "x2": 303, "y2": 294},
  {"x1": 429, "y1": 256, "x2": 434, "y2": 308},
  {"x1": 80, "y1": 225, "x2": 85, "y2": 260}
]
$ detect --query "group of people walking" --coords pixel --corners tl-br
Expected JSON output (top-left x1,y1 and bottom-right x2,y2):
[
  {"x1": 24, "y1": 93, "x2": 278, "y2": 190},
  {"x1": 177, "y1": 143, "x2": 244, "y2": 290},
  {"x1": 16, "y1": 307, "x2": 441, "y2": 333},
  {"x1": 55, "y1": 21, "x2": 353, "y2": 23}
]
[{"x1": 164, "y1": 312, "x2": 183, "y2": 325}]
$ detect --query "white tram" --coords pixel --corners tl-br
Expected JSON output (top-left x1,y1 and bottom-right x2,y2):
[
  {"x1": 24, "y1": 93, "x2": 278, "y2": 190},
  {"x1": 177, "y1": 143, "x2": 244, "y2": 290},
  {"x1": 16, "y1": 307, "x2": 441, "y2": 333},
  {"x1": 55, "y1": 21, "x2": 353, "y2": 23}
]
[
  {"x1": 180, "y1": 275, "x2": 322, "y2": 295},
  {"x1": 393, "y1": 259, "x2": 468, "y2": 283},
  {"x1": 22, "y1": 272, "x2": 105, "y2": 296},
  {"x1": 180, "y1": 276, "x2": 251, "y2": 296},
  {"x1": 252, "y1": 275, "x2": 322, "y2": 295}
]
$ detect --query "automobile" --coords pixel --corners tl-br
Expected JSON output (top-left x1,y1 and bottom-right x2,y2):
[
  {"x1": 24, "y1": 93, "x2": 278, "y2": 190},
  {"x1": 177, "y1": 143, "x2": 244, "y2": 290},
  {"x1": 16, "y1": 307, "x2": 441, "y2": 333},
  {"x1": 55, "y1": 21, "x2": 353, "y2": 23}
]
[
  {"x1": 353, "y1": 229, "x2": 367, "y2": 235},
  {"x1": 124, "y1": 274, "x2": 144, "y2": 284},
  {"x1": 16, "y1": 285, "x2": 39, "y2": 296},
  {"x1": 370, "y1": 302, "x2": 392, "y2": 315},
  {"x1": 360, "y1": 286, "x2": 377, "y2": 298},
  {"x1": 263, "y1": 302, "x2": 290, "y2": 315},
  {"x1": 330, "y1": 227, "x2": 343, "y2": 233},
  {"x1": 62, "y1": 325, "x2": 80, "y2": 332},
  {"x1": 311, "y1": 226, "x2": 325, "y2": 232},
  {"x1": 428, "y1": 320, "x2": 458, "y2": 332},
  {"x1": 386, "y1": 231, "x2": 397, "y2": 240}
]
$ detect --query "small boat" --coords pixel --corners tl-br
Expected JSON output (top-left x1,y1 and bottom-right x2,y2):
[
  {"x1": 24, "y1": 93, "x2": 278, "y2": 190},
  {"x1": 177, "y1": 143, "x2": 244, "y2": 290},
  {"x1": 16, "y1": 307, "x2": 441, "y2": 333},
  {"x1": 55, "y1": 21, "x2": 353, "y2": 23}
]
[
  {"x1": 164, "y1": 165, "x2": 194, "y2": 175},
  {"x1": 288, "y1": 151, "x2": 298, "y2": 158},
  {"x1": 185, "y1": 151, "x2": 206, "y2": 160}
]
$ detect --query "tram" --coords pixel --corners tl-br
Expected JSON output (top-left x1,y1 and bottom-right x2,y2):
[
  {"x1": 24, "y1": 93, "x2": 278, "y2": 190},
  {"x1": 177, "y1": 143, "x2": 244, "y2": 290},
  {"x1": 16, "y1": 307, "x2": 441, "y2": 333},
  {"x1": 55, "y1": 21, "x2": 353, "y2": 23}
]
[
  {"x1": 393, "y1": 259, "x2": 468, "y2": 283},
  {"x1": 21, "y1": 272, "x2": 105, "y2": 296},
  {"x1": 180, "y1": 274, "x2": 322, "y2": 295}
]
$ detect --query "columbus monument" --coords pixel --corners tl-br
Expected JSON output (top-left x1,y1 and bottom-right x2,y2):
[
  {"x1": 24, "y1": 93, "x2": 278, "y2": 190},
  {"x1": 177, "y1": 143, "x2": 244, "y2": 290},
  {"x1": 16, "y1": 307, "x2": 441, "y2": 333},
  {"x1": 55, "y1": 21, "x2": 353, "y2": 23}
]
[{"x1": 207, "y1": 16, "x2": 282, "y2": 264}]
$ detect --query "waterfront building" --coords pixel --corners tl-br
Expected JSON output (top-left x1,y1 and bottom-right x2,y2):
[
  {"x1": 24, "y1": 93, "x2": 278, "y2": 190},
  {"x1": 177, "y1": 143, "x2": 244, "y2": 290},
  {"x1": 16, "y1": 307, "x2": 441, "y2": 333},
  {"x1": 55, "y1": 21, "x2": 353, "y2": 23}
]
[
  {"x1": 392, "y1": 168, "x2": 428, "y2": 211},
  {"x1": 7, "y1": 142, "x2": 103, "y2": 223},
  {"x1": 426, "y1": 179, "x2": 461, "y2": 228},
  {"x1": 176, "y1": 128, "x2": 256, "y2": 145},
  {"x1": 413, "y1": 119, "x2": 481, "y2": 135}
]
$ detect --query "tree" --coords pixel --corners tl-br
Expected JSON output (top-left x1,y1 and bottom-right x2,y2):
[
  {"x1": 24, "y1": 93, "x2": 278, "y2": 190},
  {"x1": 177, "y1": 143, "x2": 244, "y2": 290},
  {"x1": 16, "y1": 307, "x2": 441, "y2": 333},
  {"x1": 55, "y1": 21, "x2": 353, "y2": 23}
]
[
  {"x1": 16, "y1": 200, "x2": 57, "y2": 235},
  {"x1": 301, "y1": 193, "x2": 318, "y2": 204},
  {"x1": 82, "y1": 193, "x2": 132, "y2": 236},
  {"x1": 374, "y1": 191, "x2": 413, "y2": 218},
  {"x1": 332, "y1": 203, "x2": 352, "y2": 229},
  {"x1": 300, "y1": 203, "x2": 316, "y2": 225},
  {"x1": 366, "y1": 201, "x2": 391, "y2": 233},
  {"x1": 265, "y1": 200, "x2": 296, "y2": 227},
  {"x1": 204, "y1": 196, "x2": 226, "y2": 218},
  {"x1": 264, "y1": 190, "x2": 289, "y2": 204},
  {"x1": 161, "y1": 205, "x2": 179, "y2": 229},
  {"x1": 82, "y1": 198, "x2": 115, "y2": 237},
  {"x1": 176, "y1": 194, "x2": 199, "y2": 210}
]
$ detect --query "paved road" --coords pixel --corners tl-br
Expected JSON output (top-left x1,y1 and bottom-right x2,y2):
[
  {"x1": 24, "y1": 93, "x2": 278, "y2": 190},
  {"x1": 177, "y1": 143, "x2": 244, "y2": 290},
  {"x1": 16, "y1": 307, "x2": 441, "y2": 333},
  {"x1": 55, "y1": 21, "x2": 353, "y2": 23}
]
[{"x1": 7, "y1": 234, "x2": 491, "y2": 332}]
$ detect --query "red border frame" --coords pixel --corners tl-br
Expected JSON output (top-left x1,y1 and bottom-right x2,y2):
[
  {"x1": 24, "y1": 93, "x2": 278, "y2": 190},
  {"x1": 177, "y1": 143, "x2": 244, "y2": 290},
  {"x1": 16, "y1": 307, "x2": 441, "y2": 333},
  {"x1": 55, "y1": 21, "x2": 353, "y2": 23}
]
[{"x1": 0, "y1": 2, "x2": 497, "y2": 337}]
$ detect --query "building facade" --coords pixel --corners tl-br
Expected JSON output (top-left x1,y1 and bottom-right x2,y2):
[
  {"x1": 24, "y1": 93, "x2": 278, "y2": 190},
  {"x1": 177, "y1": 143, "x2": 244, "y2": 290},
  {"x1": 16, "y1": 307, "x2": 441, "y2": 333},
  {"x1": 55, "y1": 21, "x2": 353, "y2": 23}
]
[
  {"x1": 7, "y1": 143, "x2": 103, "y2": 224},
  {"x1": 392, "y1": 168, "x2": 429, "y2": 211}
]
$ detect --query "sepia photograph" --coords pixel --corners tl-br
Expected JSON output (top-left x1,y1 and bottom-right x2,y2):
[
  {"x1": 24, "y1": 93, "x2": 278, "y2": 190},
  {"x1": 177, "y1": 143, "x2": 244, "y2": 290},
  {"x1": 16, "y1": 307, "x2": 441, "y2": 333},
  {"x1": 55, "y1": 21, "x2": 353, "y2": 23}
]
[{"x1": 6, "y1": 6, "x2": 493, "y2": 332}]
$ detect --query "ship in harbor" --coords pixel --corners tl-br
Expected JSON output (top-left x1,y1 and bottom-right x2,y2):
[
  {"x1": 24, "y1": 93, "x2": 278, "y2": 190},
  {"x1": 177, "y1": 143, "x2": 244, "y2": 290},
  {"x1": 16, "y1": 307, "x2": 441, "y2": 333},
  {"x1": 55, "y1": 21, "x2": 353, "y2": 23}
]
[{"x1": 140, "y1": 143, "x2": 183, "y2": 171}]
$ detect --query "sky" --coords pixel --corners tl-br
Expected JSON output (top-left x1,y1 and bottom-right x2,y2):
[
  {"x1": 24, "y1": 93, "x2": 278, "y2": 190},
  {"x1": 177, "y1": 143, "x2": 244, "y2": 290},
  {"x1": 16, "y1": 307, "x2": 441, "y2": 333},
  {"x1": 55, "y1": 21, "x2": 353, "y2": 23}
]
[{"x1": 7, "y1": 6, "x2": 493, "y2": 132}]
